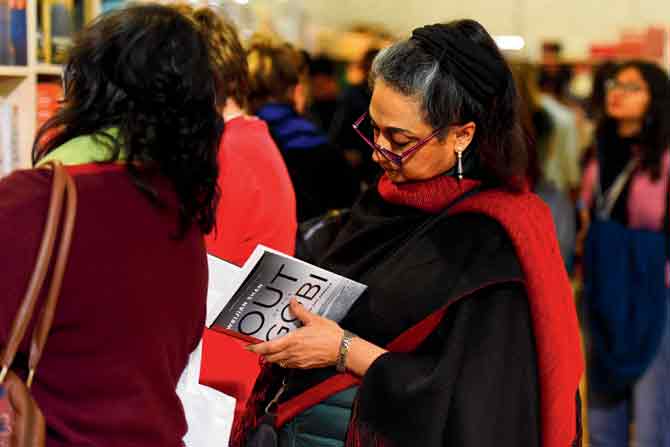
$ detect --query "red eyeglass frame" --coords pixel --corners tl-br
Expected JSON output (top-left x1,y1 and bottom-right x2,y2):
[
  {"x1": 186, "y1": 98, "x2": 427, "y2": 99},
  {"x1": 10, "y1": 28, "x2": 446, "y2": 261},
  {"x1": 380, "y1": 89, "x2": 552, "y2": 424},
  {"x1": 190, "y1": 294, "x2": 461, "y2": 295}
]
[{"x1": 352, "y1": 111, "x2": 444, "y2": 167}]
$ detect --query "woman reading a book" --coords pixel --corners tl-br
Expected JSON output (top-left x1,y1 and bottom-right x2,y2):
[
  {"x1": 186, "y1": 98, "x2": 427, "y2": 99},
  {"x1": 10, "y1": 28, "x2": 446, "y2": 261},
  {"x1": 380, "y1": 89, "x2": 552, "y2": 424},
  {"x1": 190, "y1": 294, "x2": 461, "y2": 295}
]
[
  {"x1": 238, "y1": 20, "x2": 583, "y2": 447},
  {"x1": 0, "y1": 5, "x2": 221, "y2": 446}
]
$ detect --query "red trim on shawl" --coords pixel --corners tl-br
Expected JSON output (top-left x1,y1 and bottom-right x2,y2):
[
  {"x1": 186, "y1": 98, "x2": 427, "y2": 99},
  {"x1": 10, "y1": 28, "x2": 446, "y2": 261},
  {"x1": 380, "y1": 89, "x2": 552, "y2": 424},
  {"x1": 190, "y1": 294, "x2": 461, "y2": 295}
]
[{"x1": 378, "y1": 173, "x2": 584, "y2": 447}]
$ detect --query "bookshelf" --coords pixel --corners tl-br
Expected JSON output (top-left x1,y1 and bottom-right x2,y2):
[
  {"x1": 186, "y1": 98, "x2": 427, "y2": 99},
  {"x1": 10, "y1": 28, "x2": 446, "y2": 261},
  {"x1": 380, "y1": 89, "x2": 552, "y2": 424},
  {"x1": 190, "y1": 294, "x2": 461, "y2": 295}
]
[{"x1": 0, "y1": 0, "x2": 101, "y2": 173}]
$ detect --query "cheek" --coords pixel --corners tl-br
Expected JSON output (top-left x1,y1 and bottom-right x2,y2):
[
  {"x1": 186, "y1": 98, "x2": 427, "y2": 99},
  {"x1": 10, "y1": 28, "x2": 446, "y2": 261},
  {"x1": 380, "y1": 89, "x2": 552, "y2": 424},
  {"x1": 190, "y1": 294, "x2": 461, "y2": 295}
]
[
  {"x1": 402, "y1": 145, "x2": 454, "y2": 180},
  {"x1": 633, "y1": 96, "x2": 651, "y2": 118}
]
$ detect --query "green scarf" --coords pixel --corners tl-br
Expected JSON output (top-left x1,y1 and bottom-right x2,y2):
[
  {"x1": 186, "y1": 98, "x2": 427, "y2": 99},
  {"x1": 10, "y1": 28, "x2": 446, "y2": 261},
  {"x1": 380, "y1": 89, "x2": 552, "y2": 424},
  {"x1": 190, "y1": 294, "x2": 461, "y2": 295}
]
[{"x1": 37, "y1": 129, "x2": 126, "y2": 167}]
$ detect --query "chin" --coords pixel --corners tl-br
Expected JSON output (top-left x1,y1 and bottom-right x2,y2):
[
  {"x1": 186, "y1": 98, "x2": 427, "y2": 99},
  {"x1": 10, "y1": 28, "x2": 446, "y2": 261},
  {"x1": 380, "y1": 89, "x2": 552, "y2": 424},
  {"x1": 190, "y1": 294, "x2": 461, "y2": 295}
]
[{"x1": 385, "y1": 170, "x2": 407, "y2": 183}]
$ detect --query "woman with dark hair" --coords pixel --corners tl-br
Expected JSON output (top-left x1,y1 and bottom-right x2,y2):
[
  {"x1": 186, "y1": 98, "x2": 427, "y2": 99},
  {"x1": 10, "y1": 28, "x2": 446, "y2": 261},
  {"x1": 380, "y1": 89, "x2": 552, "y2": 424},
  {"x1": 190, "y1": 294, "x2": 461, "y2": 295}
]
[
  {"x1": 0, "y1": 5, "x2": 220, "y2": 445},
  {"x1": 234, "y1": 20, "x2": 583, "y2": 447},
  {"x1": 578, "y1": 60, "x2": 670, "y2": 447}
]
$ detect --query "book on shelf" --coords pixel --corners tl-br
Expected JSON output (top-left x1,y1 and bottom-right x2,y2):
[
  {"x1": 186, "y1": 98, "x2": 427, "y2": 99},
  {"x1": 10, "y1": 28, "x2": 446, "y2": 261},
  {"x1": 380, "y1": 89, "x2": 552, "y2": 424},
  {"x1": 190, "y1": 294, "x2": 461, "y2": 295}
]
[
  {"x1": 0, "y1": 0, "x2": 10, "y2": 65},
  {"x1": 10, "y1": 0, "x2": 27, "y2": 65},
  {"x1": 0, "y1": 0, "x2": 27, "y2": 66},
  {"x1": 38, "y1": 0, "x2": 77, "y2": 64},
  {"x1": 208, "y1": 245, "x2": 366, "y2": 343},
  {"x1": 37, "y1": 82, "x2": 63, "y2": 129},
  {"x1": 0, "y1": 100, "x2": 20, "y2": 177}
]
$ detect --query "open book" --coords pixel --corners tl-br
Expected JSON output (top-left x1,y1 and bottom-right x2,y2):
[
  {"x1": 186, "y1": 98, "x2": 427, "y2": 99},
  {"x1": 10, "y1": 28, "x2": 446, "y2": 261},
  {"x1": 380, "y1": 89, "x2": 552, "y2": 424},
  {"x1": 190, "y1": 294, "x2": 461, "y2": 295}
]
[{"x1": 207, "y1": 245, "x2": 366, "y2": 342}]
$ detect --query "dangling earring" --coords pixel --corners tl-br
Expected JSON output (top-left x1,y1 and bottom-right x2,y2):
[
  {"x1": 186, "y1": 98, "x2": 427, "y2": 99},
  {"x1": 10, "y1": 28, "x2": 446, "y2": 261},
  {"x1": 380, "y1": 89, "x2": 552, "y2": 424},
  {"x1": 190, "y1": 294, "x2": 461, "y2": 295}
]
[{"x1": 456, "y1": 148, "x2": 464, "y2": 180}]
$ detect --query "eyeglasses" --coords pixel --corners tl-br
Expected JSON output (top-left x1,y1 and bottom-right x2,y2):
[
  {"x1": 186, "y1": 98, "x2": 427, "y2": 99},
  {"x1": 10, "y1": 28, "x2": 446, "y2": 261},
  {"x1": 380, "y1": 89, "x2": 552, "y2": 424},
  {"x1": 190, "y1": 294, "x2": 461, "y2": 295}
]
[
  {"x1": 352, "y1": 111, "x2": 443, "y2": 167},
  {"x1": 605, "y1": 79, "x2": 645, "y2": 94}
]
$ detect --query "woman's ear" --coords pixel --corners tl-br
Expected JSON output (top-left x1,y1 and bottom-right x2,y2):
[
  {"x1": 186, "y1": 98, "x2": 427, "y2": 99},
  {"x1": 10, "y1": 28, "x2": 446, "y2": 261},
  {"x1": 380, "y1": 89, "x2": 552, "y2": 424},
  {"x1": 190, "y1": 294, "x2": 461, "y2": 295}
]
[{"x1": 455, "y1": 122, "x2": 476, "y2": 149}]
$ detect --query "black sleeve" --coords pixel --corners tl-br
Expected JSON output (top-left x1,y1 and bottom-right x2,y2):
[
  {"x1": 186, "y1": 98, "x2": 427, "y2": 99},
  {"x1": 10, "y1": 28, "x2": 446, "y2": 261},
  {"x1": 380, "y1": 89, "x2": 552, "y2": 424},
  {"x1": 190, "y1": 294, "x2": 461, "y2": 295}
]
[{"x1": 356, "y1": 282, "x2": 540, "y2": 447}]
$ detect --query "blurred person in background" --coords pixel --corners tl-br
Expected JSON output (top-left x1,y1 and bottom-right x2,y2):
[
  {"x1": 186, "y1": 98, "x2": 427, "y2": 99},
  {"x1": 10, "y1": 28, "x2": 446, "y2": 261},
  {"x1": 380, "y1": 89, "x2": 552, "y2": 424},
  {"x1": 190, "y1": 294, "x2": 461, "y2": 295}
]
[
  {"x1": 578, "y1": 60, "x2": 670, "y2": 447},
  {"x1": 247, "y1": 35, "x2": 359, "y2": 222},
  {"x1": 183, "y1": 6, "x2": 297, "y2": 267},
  {"x1": 538, "y1": 42, "x2": 581, "y2": 195},
  {"x1": 329, "y1": 48, "x2": 381, "y2": 190},
  {"x1": 539, "y1": 41, "x2": 573, "y2": 100},
  {"x1": 306, "y1": 55, "x2": 341, "y2": 131},
  {"x1": 513, "y1": 62, "x2": 576, "y2": 272},
  {"x1": 0, "y1": 5, "x2": 221, "y2": 445},
  {"x1": 234, "y1": 19, "x2": 582, "y2": 447}
]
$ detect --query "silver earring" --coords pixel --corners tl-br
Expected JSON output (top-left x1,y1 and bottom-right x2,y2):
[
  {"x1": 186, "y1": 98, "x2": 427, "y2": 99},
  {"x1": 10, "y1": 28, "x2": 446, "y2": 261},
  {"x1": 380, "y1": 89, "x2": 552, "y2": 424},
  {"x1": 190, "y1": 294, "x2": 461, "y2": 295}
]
[{"x1": 456, "y1": 149, "x2": 464, "y2": 180}]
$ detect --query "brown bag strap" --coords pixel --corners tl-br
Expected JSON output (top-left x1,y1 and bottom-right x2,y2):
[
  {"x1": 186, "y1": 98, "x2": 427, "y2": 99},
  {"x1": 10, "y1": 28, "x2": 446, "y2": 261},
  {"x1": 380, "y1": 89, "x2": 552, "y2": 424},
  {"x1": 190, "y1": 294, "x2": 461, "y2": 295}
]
[{"x1": 0, "y1": 161, "x2": 77, "y2": 387}]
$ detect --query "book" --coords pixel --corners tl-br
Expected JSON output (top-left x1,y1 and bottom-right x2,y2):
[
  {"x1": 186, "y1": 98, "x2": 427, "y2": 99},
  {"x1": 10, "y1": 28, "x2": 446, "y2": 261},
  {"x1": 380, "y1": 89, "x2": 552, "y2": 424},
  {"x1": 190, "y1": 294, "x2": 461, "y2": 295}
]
[
  {"x1": 37, "y1": 0, "x2": 76, "y2": 64},
  {"x1": 37, "y1": 82, "x2": 63, "y2": 129},
  {"x1": 0, "y1": 100, "x2": 19, "y2": 177},
  {"x1": 209, "y1": 245, "x2": 366, "y2": 342},
  {"x1": 0, "y1": 0, "x2": 11, "y2": 65},
  {"x1": 9, "y1": 0, "x2": 27, "y2": 66}
]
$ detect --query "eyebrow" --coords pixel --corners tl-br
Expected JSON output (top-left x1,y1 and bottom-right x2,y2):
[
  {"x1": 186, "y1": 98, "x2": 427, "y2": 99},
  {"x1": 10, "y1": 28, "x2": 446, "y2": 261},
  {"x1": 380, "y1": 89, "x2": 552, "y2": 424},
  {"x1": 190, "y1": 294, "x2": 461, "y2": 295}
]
[{"x1": 369, "y1": 114, "x2": 419, "y2": 139}]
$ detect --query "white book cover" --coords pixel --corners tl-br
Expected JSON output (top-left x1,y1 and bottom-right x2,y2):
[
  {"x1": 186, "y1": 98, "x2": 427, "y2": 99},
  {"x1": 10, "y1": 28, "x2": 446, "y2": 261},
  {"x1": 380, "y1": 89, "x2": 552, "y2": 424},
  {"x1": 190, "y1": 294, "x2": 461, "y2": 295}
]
[{"x1": 210, "y1": 245, "x2": 366, "y2": 342}]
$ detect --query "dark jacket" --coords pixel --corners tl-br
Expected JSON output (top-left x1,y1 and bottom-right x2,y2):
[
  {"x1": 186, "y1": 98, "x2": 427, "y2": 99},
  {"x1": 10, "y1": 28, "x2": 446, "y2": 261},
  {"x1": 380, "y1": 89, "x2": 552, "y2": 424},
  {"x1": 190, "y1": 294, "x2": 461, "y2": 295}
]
[{"x1": 256, "y1": 103, "x2": 359, "y2": 222}]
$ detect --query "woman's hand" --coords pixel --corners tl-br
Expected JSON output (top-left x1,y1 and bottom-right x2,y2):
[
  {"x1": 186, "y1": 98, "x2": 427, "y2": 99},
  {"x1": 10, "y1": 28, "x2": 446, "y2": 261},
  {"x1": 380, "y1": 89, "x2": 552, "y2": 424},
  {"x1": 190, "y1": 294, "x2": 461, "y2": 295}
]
[{"x1": 246, "y1": 299, "x2": 344, "y2": 369}]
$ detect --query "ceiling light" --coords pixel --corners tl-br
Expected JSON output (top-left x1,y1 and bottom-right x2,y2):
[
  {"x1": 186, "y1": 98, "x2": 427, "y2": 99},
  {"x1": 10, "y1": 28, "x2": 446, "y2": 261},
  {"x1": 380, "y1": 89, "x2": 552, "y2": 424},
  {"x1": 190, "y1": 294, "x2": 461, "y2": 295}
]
[{"x1": 494, "y1": 35, "x2": 525, "y2": 51}]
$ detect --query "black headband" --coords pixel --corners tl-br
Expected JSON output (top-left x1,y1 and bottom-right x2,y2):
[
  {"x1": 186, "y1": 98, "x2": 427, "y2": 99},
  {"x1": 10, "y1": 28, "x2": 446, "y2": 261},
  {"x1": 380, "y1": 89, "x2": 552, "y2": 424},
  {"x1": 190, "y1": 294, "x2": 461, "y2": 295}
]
[{"x1": 411, "y1": 24, "x2": 507, "y2": 104}]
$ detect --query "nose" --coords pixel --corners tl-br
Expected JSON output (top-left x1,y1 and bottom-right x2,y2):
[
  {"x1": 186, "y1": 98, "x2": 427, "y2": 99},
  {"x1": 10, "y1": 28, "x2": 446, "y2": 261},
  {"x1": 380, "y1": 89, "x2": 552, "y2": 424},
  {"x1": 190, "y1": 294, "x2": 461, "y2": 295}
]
[{"x1": 375, "y1": 132, "x2": 391, "y2": 150}]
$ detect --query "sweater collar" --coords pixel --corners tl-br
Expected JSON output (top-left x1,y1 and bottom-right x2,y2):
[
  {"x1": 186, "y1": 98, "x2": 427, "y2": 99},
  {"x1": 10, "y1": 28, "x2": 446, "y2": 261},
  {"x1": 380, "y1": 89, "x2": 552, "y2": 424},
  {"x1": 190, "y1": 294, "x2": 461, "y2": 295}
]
[
  {"x1": 37, "y1": 128, "x2": 126, "y2": 167},
  {"x1": 377, "y1": 173, "x2": 481, "y2": 214}
]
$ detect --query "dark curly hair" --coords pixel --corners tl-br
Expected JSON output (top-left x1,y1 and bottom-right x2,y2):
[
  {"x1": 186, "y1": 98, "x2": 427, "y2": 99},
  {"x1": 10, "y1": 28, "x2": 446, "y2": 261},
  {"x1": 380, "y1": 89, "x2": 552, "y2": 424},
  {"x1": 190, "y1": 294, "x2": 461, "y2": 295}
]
[{"x1": 33, "y1": 4, "x2": 222, "y2": 237}]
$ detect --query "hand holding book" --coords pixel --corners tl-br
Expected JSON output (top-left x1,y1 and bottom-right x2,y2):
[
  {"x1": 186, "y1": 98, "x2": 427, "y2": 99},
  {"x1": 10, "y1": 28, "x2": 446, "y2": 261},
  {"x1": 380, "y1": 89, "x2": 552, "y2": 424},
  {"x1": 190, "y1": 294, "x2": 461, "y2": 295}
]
[
  {"x1": 245, "y1": 299, "x2": 344, "y2": 369},
  {"x1": 246, "y1": 298, "x2": 388, "y2": 377}
]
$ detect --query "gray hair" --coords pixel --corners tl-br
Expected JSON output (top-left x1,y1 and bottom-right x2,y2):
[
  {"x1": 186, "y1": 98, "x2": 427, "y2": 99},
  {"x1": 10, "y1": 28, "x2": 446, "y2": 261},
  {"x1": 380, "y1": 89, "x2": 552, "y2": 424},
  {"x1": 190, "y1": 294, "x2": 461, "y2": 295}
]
[{"x1": 369, "y1": 39, "x2": 472, "y2": 138}]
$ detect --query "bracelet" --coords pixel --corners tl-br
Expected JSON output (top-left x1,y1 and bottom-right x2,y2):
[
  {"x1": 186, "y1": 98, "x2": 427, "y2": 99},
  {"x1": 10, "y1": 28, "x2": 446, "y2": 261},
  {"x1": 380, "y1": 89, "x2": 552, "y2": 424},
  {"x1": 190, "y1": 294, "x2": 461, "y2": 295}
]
[{"x1": 336, "y1": 330, "x2": 356, "y2": 373}]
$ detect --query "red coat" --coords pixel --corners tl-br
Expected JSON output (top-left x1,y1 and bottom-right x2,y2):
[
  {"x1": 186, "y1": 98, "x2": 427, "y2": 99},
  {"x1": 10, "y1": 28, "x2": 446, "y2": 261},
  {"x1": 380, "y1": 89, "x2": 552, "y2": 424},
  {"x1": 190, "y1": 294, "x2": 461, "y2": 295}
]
[{"x1": 206, "y1": 116, "x2": 297, "y2": 266}]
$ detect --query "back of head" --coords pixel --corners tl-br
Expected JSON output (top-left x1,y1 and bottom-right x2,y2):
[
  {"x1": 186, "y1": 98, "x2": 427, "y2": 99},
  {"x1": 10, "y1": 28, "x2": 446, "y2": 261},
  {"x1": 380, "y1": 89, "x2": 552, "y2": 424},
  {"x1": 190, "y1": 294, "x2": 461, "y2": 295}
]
[
  {"x1": 370, "y1": 19, "x2": 527, "y2": 189},
  {"x1": 247, "y1": 33, "x2": 302, "y2": 113},
  {"x1": 179, "y1": 5, "x2": 249, "y2": 109},
  {"x1": 34, "y1": 4, "x2": 221, "y2": 236}
]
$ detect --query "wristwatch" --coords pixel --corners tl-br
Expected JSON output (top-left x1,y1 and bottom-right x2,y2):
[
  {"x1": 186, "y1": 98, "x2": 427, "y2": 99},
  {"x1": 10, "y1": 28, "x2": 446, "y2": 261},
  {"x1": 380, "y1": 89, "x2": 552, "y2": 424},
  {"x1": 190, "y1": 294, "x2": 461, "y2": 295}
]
[{"x1": 336, "y1": 330, "x2": 356, "y2": 373}]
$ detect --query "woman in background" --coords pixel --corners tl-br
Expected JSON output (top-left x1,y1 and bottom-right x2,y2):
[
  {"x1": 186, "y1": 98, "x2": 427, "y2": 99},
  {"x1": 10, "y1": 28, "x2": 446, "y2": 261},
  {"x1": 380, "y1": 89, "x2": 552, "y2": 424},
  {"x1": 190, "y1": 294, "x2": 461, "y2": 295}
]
[
  {"x1": 0, "y1": 5, "x2": 220, "y2": 445},
  {"x1": 579, "y1": 60, "x2": 670, "y2": 447},
  {"x1": 247, "y1": 35, "x2": 359, "y2": 222}
]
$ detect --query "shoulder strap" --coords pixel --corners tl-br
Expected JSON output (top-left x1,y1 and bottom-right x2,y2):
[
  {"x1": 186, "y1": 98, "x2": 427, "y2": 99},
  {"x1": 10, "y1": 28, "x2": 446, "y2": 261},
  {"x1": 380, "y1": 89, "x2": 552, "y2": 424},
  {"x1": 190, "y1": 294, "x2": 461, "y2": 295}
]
[
  {"x1": 0, "y1": 161, "x2": 77, "y2": 387},
  {"x1": 595, "y1": 158, "x2": 637, "y2": 219}
]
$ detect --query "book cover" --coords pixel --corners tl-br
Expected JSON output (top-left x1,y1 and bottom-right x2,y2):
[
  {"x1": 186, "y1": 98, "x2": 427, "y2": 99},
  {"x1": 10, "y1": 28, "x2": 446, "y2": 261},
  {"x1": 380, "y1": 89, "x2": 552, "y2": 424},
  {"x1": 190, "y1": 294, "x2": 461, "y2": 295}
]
[
  {"x1": 50, "y1": 0, "x2": 74, "y2": 65},
  {"x1": 0, "y1": 101, "x2": 19, "y2": 176},
  {"x1": 0, "y1": 0, "x2": 11, "y2": 65},
  {"x1": 9, "y1": 0, "x2": 26, "y2": 65},
  {"x1": 37, "y1": 82, "x2": 63, "y2": 129},
  {"x1": 210, "y1": 245, "x2": 366, "y2": 342}
]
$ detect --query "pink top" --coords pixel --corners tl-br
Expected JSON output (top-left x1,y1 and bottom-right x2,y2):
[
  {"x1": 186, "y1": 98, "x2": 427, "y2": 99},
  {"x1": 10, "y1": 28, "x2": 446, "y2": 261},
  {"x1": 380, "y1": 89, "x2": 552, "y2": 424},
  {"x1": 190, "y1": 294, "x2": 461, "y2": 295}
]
[{"x1": 580, "y1": 151, "x2": 670, "y2": 231}]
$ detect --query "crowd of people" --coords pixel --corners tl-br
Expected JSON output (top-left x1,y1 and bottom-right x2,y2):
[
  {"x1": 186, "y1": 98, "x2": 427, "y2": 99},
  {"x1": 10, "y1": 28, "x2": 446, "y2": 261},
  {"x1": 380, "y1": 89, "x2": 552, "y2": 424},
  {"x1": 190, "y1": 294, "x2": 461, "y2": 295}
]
[{"x1": 0, "y1": 3, "x2": 668, "y2": 447}]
